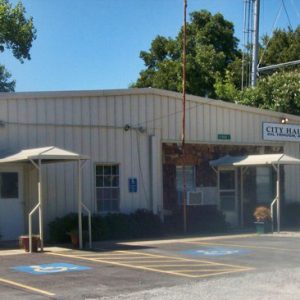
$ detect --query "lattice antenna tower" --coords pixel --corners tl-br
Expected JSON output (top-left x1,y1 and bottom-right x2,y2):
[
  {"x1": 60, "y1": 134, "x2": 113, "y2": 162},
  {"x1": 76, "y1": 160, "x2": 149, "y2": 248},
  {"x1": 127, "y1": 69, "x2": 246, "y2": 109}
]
[{"x1": 242, "y1": 0, "x2": 260, "y2": 89}]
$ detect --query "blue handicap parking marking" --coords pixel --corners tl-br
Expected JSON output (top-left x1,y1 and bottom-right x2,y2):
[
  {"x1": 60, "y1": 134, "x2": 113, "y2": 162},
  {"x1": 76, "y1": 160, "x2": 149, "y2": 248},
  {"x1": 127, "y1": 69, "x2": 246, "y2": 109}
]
[
  {"x1": 12, "y1": 263, "x2": 91, "y2": 275},
  {"x1": 181, "y1": 247, "x2": 250, "y2": 257}
]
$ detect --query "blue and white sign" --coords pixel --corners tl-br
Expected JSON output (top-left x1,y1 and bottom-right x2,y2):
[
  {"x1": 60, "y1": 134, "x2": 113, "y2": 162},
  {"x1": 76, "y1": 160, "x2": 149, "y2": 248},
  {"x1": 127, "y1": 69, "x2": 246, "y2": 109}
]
[
  {"x1": 263, "y1": 122, "x2": 300, "y2": 142},
  {"x1": 12, "y1": 263, "x2": 91, "y2": 275},
  {"x1": 181, "y1": 247, "x2": 250, "y2": 257},
  {"x1": 128, "y1": 177, "x2": 138, "y2": 193}
]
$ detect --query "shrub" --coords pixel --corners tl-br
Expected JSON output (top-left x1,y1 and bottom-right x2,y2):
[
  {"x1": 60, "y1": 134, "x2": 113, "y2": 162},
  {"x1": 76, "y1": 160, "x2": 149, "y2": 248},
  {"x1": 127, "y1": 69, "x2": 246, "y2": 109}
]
[
  {"x1": 283, "y1": 202, "x2": 300, "y2": 227},
  {"x1": 164, "y1": 205, "x2": 228, "y2": 234},
  {"x1": 48, "y1": 209, "x2": 163, "y2": 243},
  {"x1": 48, "y1": 213, "x2": 78, "y2": 243},
  {"x1": 253, "y1": 206, "x2": 272, "y2": 222},
  {"x1": 186, "y1": 205, "x2": 228, "y2": 233},
  {"x1": 130, "y1": 209, "x2": 162, "y2": 237},
  {"x1": 104, "y1": 213, "x2": 132, "y2": 239}
]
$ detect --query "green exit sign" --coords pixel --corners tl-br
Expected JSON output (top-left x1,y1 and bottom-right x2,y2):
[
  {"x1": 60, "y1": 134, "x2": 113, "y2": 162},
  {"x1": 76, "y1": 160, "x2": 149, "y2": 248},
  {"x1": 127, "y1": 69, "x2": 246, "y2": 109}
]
[{"x1": 218, "y1": 134, "x2": 231, "y2": 140}]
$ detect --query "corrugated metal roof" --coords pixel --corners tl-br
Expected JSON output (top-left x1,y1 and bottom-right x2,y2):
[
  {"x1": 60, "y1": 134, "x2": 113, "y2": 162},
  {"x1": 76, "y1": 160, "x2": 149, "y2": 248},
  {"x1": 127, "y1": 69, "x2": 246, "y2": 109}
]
[{"x1": 0, "y1": 88, "x2": 298, "y2": 122}]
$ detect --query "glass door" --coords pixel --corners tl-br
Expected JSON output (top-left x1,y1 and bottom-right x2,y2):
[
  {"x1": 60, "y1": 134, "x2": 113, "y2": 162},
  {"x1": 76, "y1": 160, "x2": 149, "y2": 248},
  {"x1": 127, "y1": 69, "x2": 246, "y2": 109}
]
[{"x1": 218, "y1": 168, "x2": 238, "y2": 226}]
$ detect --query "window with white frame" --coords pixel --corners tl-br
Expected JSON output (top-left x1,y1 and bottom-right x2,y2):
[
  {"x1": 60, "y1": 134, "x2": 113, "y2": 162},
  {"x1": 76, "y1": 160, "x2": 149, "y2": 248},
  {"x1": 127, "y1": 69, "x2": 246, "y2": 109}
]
[
  {"x1": 176, "y1": 165, "x2": 195, "y2": 191},
  {"x1": 96, "y1": 165, "x2": 120, "y2": 212},
  {"x1": 176, "y1": 165, "x2": 196, "y2": 205}
]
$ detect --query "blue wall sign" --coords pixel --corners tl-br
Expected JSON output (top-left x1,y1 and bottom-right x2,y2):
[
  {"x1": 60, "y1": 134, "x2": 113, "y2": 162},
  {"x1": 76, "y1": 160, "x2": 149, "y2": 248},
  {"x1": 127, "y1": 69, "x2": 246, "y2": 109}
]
[
  {"x1": 12, "y1": 263, "x2": 91, "y2": 275},
  {"x1": 181, "y1": 247, "x2": 250, "y2": 256},
  {"x1": 128, "y1": 177, "x2": 137, "y2": 193}
]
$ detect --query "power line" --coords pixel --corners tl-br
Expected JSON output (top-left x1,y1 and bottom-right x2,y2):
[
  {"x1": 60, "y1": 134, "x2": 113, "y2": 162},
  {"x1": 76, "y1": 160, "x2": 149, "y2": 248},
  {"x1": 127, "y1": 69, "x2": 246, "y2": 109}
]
[
  {"x1": 258, "y1": 2, "x2": 284, "y2": 66},
  {"x1": 282, "y1": 0, "x2": 293, "y2": 28},
  {"x1": 290, "y1": 0, "x2": 300, "y2": 19}
]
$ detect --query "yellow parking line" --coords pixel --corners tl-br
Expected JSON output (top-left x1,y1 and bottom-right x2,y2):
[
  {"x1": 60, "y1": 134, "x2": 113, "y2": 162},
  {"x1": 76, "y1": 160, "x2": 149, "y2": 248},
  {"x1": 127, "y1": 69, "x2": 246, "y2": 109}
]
[
  {"x1": 66, "y1": 249, "x2": 251, "y2": 269},
  {"x1": 74, "y1": 252, "x2": 142, "y2": 257},
  {"x1": 183, "y1": 241, "x2": 300, "y2": 253},
  {"x1": 144, "y1": 263, "x2": 210, "y2": 267},
  {"x1": 49, "y1": 251, "x2": 253, "y2": 279},
  {"x1": 116, "y1": 250, "x2": 252, "y2": 269},
  {"x1": 87, "y1": 257, "x2": 173, "y2": 261},
  {"x1": 77, "y1": 254, "x2": 148, "y2": 258},
  {"x1": 48, "y1": 252, "x2": 199, "y2": 278},
  {"x1": 94, "y1": 257, "x2": 177, "y2": 263},
  {"x1": 0, "y1": 277, "x2": 55, "y2": 297},
  {"x1": 170, "y1": 268, "x2": 246, "y2": 273},
  {"x1": 177, "y1": 268, "x2": 253, "y2": 278}
]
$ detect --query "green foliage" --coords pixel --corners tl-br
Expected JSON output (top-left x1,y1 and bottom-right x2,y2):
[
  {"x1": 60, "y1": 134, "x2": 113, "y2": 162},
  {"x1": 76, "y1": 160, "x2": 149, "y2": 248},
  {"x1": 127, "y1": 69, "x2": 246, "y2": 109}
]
[
  {"x1": 0, "y1": 0, "x2": 36, "y2": 91},
  {"x1": 48, "y1": 210, "x2": 163, "y2": 244},
  {"x1": 0, "y1": 0, "x2": 36, "y2": 61},
  {"x1": 214, "y1": 70, "x2": 239, "y2": 102},
  {"x1": 131, "y1": 209, "x2": 162, "y2": 237},
  {"x1": 186, "y1": 205, "x2": 228, "y2": 233},
  {"x1": 283, "y1": 202, "x2": 300, "y2": 227},
  {"x1": 260, "y1": 27, "x2": 300, "y2": 66},
  {"x1": 132, "y1": 10, "x2": 240, "y2": 97},
  {"x1": 0, "y1": 64, "x2": 15, "y2": 92},
  {"x1": 237, "y1": 71, "x2": 300, "y2": 115},
  {"x1": 48, "y1": 213, "x2": 79, "y2": 243}
]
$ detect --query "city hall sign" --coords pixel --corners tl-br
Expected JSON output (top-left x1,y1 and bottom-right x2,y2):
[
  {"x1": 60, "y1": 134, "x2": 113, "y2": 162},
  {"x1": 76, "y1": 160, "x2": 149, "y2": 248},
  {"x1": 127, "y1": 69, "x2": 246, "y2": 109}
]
[{"x1": 263, "y1": 122, "x2": 300, "y2": 142}]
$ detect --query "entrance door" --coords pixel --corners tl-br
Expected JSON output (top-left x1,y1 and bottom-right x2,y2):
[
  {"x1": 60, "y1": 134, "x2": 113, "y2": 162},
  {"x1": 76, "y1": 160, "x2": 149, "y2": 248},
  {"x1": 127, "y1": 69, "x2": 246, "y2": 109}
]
[
  {"x1": 0, "y1": 167, "x2": 24, "y2": 240},
  {"x1": 218, "y1": 168, "x2": 238, "y2": 226}
]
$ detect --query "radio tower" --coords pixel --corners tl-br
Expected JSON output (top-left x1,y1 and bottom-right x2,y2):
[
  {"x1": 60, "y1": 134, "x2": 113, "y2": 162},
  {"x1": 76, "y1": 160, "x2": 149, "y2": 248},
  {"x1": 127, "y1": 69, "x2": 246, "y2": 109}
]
[{"x1": 242, "y1": 0, "x2": 260, "y2": 88}]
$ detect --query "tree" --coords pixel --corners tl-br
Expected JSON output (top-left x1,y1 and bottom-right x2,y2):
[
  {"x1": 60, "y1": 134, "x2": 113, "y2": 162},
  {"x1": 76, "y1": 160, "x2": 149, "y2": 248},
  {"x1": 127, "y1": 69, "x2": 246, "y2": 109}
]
[
  {"x1": 214, "y1": 70, "x2": 239, "y2": 102},
  {"x1": 237, "y1": 71, "x2": 300, "y2": 115},
  {"x1": 0, "y1": 65, "x2": 15, "y2": 92},
  {"x1": 0, "y1": 0, "x2": 36, "y2": 92},
  {"x1": 132, "y1": 10, "x2": 240, "y2": 98},
  {"x1": 260, "y1": 26, "x2": 300, "y2": 67}
]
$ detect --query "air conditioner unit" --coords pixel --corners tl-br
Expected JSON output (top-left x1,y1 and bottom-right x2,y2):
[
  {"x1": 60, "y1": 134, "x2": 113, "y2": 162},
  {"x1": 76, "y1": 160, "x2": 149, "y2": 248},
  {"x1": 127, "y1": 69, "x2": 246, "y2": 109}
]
[{"x1": 187, "y1": 191, "x2": 203, "y2": 206}]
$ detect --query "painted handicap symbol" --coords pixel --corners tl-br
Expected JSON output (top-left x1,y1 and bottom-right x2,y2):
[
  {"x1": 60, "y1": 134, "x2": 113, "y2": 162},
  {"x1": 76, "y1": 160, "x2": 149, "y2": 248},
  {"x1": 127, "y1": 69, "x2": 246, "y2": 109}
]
[
  {"x1": 195, "y1": 249, "x2": 241, "y2": 256},
  {"x1": 12, "y1": 263, "x2": 91, "y2": 275},
  {"x1": 181, "y1": 247, "x2": 250, "y2": 256},
  {"x1": 30, "y1": 265, "x2": 78, "y2": 273}
]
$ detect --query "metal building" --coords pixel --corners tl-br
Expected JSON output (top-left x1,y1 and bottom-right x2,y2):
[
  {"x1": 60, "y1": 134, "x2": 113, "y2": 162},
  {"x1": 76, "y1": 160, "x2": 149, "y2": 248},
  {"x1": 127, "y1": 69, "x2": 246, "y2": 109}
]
[{"x1": 0, "y1": 88, "x2": 300, "y2": 240}]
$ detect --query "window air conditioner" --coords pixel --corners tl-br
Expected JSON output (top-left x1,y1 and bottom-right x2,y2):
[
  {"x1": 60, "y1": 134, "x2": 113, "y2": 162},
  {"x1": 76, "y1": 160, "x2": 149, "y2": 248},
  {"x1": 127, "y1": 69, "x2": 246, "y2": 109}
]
[{"x1": 187, "y1": 191, "x2": 203, "y2": 206}]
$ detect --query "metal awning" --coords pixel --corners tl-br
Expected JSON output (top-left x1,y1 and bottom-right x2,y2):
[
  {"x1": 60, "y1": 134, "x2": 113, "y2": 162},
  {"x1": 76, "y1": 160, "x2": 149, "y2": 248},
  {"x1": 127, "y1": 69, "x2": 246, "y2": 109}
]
[
  {"x1": 0, "y1": 146, "x2": 91, "y2": 252},
  {"x1": 0, "y1": 146, "x2": 89, "y2": 163},
  {"x1": 210, "y1": 153, "x2": 300, "y2": 167},
  {"x1": 210, "y1": 153, "x2": 300, "y2": 233}
]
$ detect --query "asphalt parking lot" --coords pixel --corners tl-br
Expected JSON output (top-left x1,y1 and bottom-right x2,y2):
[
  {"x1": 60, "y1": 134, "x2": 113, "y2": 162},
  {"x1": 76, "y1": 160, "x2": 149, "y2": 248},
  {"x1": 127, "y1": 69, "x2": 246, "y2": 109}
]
[{"x1": 1, "y1": 233, "x2": 300, "y2": 299}]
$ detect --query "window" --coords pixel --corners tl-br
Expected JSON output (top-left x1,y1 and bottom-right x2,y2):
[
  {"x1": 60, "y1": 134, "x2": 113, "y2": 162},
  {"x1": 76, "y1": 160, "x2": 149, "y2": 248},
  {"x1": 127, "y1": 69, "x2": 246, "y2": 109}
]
[
  {"x1": 95, "y1": 165, "x2": 119, "y2": 212},
  {"x1": 0, "y1": 172, "x2": 18, "y2": 198},
  {"x1": 256, "y1": 167, "x2": 274, "y2": 204},
  {"x1": 219, "y1": 169, "x2": 236, "y2": 211},
  {"x1": 176, "y1": 165, "x2": 195, "y2": 192},
  {"x1": 176, "y1": 165, "x2": 196, "y2": 205}
]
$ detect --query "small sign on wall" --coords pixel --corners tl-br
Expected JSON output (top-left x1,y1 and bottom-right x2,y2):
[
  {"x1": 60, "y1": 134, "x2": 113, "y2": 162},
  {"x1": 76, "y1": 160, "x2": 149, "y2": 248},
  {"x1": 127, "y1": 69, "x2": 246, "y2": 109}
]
[
  {"x1": 128, "y1": 178, "x2": 138, "y2": 193},
  {"x1": 217, "y1": 134, "x2": 231, "y2": 140}
]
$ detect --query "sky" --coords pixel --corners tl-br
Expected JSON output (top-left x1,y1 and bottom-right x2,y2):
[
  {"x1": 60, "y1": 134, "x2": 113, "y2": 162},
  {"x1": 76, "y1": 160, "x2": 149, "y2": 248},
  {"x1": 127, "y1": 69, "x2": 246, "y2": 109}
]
[{"x1": 2, "y1": 0, "x2": 300, "y2": 92}]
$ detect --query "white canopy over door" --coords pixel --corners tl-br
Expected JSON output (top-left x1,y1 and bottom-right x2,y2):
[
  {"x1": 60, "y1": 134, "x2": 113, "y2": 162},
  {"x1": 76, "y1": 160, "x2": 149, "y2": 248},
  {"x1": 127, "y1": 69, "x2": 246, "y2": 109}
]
[
  {"x1": 210, "y1": 153, "x2": 300, "y2": 232},
  {"x1": 0, "y1": 146, "x2": 91, "y2": 252}
]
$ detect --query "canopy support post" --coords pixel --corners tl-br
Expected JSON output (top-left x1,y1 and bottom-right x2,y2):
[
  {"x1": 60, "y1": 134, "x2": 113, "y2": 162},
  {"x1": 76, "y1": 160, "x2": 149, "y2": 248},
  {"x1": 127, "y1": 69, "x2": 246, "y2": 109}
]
[
  {"x1": 38, "y1": 159, "x2": 44, "y2": 251},
  {"x1": 78, "y1": 160, "x2": 83, "y2": 249},
  {"x1": 277, "y1": 163, "x2": 280, "y2": 233},
  {"x1": 28, "y1": 159, "x2": 44, "y2": 253},
  {"x1": 272, "y1": 163, "x2": 280, "y2": 233}
]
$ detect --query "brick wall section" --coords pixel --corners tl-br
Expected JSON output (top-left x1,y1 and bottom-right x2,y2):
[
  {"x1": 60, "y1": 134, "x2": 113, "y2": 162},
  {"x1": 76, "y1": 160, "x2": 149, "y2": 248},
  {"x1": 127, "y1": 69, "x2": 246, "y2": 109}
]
[{"x1": 162, "y1": 143, "x2": 283, "y2": 212}]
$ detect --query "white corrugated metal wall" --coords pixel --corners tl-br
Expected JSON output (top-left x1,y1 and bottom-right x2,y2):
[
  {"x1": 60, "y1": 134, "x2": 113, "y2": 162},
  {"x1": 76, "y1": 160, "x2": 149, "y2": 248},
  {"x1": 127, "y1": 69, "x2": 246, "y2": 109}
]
[{"x1": 0, "y1": 88, "x2": 300, "y2": 230}]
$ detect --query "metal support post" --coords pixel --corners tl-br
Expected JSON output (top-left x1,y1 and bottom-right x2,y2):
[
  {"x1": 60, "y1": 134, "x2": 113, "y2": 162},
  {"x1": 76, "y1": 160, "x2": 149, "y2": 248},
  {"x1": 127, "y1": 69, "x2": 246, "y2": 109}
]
[
  {"x1": 38, "y1": 159, "x2": 44, "y2": 251},
  {"x1": 78, "y1": 160, "x2": 83, "y2": 249}
]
